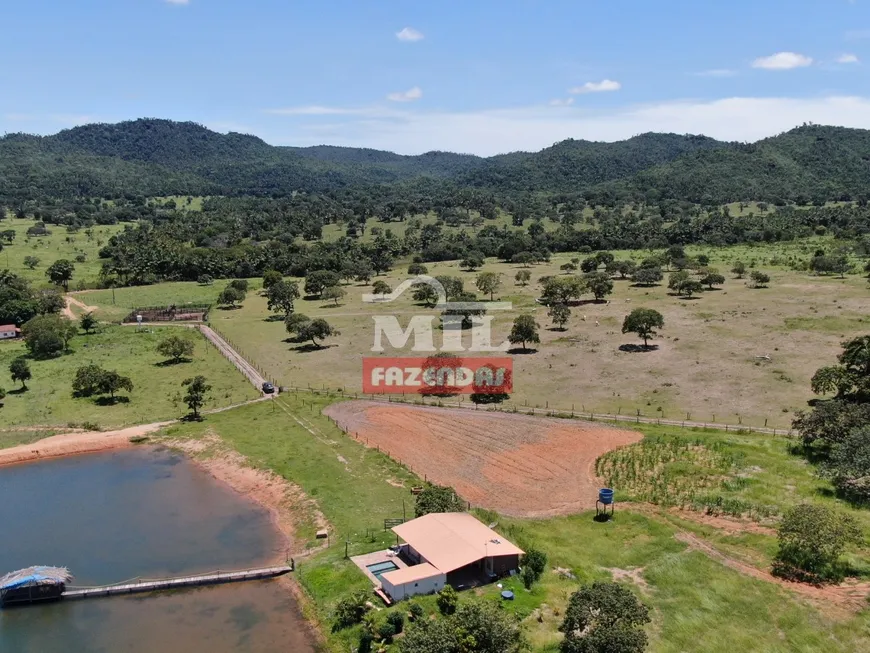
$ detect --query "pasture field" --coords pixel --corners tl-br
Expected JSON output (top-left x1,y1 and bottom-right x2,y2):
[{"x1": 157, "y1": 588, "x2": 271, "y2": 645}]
[
  {"x1": 73, "y1": 238, "x2": 870, "y2": 429},
  {"x1": 0, "y1": 217, "x2": 127, "y2": 286},
  {"x1": 157, "y1": 394, "x2": 870, "y2": 653},
  {"x1": 0, "y1": 325, "x2": 258, "y2": 429}
]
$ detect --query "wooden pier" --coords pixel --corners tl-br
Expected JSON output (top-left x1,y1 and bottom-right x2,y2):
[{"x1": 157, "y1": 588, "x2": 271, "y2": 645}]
[{"x1": 61, "y1": 564, "x2": 292, "y2": 602}]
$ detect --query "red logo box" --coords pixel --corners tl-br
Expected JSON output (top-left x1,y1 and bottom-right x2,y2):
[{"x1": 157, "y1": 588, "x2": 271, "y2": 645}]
[{"x1": 363, "y1": 356, "x2": 513, "y2": 395}]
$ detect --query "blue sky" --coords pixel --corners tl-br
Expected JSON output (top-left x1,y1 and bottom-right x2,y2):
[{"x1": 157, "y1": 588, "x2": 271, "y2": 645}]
[{"x1": 2, "y1": 0, "x2": 869, "y2": 155}]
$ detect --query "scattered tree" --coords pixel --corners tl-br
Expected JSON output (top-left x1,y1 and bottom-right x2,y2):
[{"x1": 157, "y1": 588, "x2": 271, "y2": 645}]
[
  {"x1": 622, "y1": 308, "x2": 665, "y2": 348},
  {"x1": 265, "y1": 280, "x2": 300, "y2": 318},
  {"x1": 632, "y1": 266, "x2": 663, "y2": 286},
  {"x1": 509, "y1": 314, "x2": 540, "y2": 351},
  {"x1": 515, "y1": 269, "x2": 531, "y2": 286},
  {"x1": 197, "y1": 274, "x2": 214, "y2": 286},
  {"x1": 217, "y1": 285, "x2": 245, "y2": 308},
  {"x1": 731, "y1": 261, "x2": 746, "y2": 278},
  {"x1": 22, "y1": 314, "x2": 77, "y2": 358},
  {"x1": 304, "y1": 270, "x2": 342, "y2": 297},
  {"x1": 372, "y1": 280, "x2": 391, "y2": 297},
  {"x1": 585, "y1": 271, "x2": 614, "y2": 301},
  {"x1": 72, "y1": 364, "x2": 133, "y2": 401},
  {"x1": 412, "y1": 282, "x2": 440, "y2": 307},
  {"x1": 23, "y1": 256, "x2": 40, "y2": 270},
  {"x1": 460, "y1": 251, "x2": 485, "y2": 271},
  {"x1": 298, "y1": 318, "x2": 339, "y2": 347},
  {"x1": 262, "y1": 270, "x2": 282, "y2": 289},
  {"x1": 700, "y1": 269, "x2": 726, "y2": 289},
  {"x1": 322, "y1": 285, "x2": 346, "y2": 305},
  {"x1": 548, "y1": 303, "x2": 571, "y2": 330},
  {"x1": 80, "y1": 311, "x2": 98, "y2": 334},
  {"x1": 46, "y1": 259, "x2": 75, "y2": 291},
  {"x1": 157, "y1": 334, "x2": 195, "y2": 363},
  {"x1": 415, "y1": 484, "x2": 464, "y2": 517},
  {"x1": 749, "y1": 270, "x2": 770, "y2": 288},
  {"x1": 182, "y1": 375, "x2": 212, "y2": 419},
  {"x1": 407, "y1": 262, "x2": 428, "y2": 275},
  {"x1": 559, "y1": 581, "x2": 650, "y2": 653},
  {"x1": 475, "y1": 271, "x2": 502, "y2": 300},
  {"x1": 10, "y1": 357, "x2": 31, "y2": 390}
]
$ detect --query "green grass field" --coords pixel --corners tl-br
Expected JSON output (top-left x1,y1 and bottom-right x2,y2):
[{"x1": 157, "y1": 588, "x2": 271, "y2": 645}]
[
  {"x1": 0, "y1": 217, "x2": 127, "y2": 286},
  {"x1": 153, "y1": 395, "x2": 870, "y2": 652},
  {"x1": 0, "y1": 325, "x2": 258, "y2": 429},
  {"x1": 73, "y1": 237, "x2": 870, "y2": 429}
]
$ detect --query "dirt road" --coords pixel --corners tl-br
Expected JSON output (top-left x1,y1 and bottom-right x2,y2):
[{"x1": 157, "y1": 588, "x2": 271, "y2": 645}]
[
  {"x1": 198, "y1": 325, "x2": 267, "y2": 392},
  {"x1": 63, "y1": 294, "x2": 99, "y2": 320}
]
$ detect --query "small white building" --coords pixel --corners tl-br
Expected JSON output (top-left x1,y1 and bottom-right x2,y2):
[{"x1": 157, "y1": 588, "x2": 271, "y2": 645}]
[
  {"x1": 380, "y1": 562, "x2": 445, "y2": 601},
  {"x1": 0, "y1": 325, "x2": 20, "y2": 340}
]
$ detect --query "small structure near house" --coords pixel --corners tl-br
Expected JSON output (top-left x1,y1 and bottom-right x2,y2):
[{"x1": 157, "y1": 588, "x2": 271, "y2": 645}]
[
  {"x1": 0, "y1": 324, "x2": 21, "y2": 340},
  {"x1": 378, "y1": 512, "x2": 523, "y2": 602},
  {"x1": 0, "y1": 566, "x2": 72, "y2": 606}
]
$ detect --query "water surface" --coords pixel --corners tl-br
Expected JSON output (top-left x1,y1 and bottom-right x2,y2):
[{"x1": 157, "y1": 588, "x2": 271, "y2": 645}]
[{"x1": 0, "y1": 447, "x2": 316, "y2": 652}]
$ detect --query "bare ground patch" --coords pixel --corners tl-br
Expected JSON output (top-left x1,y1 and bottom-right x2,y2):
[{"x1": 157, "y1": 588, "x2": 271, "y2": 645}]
[{"x1": 323, "y1": 400, "x2": 642, "y2": 517}]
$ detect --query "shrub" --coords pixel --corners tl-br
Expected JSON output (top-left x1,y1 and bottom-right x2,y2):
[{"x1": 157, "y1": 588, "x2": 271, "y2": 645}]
[
  {"x1": 377, "y1": 622, "x2": 396, "y2": 644},
  {"x1": 772, "y1": 503, "x2": 862, "y2": 583},
  {"x1": 332, "y1": 590, "x2": 370, "y2": 631},
  {"x1": 386, "y1": 610, "x2": 405, "y2": 634},
  {"x1": 436, "y1": 585, "x2": 459, "y2": 615},
  {"x1": 408, "y1": 601, "x2": 424, "y2": 621}
]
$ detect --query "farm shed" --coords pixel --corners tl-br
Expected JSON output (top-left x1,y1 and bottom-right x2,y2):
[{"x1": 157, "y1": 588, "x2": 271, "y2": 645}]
[
  {"x1": 388, "y1": 512, "x2": 523, "y2": 599},
  {"x1": 0, "y1": 325, "x2": 20, "y2": 340}
]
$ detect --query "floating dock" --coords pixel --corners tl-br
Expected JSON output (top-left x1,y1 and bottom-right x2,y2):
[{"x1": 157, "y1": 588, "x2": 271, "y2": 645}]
[{"x1": 2, "y1": 563, "x2": 293, "y2": 606}]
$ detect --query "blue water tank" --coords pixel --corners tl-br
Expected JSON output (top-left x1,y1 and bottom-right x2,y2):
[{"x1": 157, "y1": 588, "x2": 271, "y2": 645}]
[{"x1": 599, "y1": 488, "x2": 614, "y2": 505}]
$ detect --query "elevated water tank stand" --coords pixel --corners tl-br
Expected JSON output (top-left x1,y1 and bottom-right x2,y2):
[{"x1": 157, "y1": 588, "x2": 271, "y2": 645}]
[{"x1": 596, "y1": 488, "x2": 615, "y2": 520}]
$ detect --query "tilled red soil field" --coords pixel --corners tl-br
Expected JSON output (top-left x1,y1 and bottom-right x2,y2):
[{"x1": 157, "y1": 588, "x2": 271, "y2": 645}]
[{"x1": 323, "y1": 400, "x2": 642, "y2": 517}]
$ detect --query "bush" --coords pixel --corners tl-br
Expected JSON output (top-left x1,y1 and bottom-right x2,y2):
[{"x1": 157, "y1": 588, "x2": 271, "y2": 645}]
[
  {"x1": 559, "y1": 581, "x2": 650, "y2": 653},
  {"x1": 772, "y1": 503, "x2": 863, "y2": 583},
  {"x1": 377, "y1": 622, "x2": 396, "y2": 644},
  {"x1": 357, "y1": 633, "x2": 373, "y2": 653},
  {"x1": 386, "y1": 610, "x2": 405, "y2": 634},
  {"x1": 436, "y1": 585, "x2": 459, "y2": 615},
  {"x1": 521, "y1": 565, "x2": 537, "y2": 589},
  {"x1": 332, "y1": 590, "x2": 370, "y2": 631},
  {"x1": 415, "y1": 484, "x2": 464, "y2": 517},
  {"x1": 408, "y1": 601, "x2": 424, "y2": 621},
  {"x1": 522, "y1": 548, "x2": 547, "y2": 583}
]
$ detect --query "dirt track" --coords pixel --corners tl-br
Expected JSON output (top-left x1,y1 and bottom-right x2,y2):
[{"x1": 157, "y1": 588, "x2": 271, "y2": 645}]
[
  {"x1": 323, "y1": 400, "x2": 642, "y2": 517},
  {"x1": 198, "y1": 325, "x2": 267, "y2": 391}
]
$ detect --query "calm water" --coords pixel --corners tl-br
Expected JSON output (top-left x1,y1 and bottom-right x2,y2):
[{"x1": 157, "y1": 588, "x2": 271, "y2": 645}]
[{"x1": 0, "y1": 447, "x2": 317, "y2": 652}]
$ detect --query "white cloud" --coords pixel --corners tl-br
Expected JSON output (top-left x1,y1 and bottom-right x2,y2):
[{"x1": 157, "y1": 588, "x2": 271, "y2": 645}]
[
  {"x1": 549, "y1": 98, "x2": 575, "y2": 107},
  {"x1": 695, "y1": 69, "x2": 738, "y2": 78},
  {"x1": 396, "y1": 27, "x2": 424, "y2": 42},
  {"x1": 751, "y1": 52, "x2": 813, "y2": 70},
  {"x1": 271, "y1": 95, "x2": 870, "y2": 156},
  {"x1": 837, "y1": 53, "x2": 860, "y2": 64},
  {"x1": 568, "y1": 79, "x2": 621, "y2": 94},
  {"x1": 386, "y1": 86, "x2": 423, "y2": 102},
  {"x1": 165, "y1": 0, "x2": 190, "y2": 5}
]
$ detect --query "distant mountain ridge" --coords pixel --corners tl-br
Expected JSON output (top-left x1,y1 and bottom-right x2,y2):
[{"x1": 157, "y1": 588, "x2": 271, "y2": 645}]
[{"x1": 1, "y1": 118, "x2": 869, "y2": 203}]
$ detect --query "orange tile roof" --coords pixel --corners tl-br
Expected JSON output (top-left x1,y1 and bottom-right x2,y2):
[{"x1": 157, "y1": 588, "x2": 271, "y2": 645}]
[
  {"x1": 392, "y1": 513, "x2": 523, "y2": 573},
  {"x1": 380, "y1": 562, "x2": 442, "y2": 585}
]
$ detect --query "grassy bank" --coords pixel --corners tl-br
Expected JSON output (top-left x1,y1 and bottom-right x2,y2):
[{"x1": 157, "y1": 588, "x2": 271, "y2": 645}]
[
  {"x1": 0, "y1": 325, "x2": 258, "y2": 428},
  {"x1": 156, "y1": 395, "x2": 870, "y2": 652}
]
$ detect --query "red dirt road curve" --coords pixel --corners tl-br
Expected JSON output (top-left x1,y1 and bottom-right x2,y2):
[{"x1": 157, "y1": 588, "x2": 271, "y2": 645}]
[{"x1": 323, "y1": 400, "x2": 642, "y2": 517}]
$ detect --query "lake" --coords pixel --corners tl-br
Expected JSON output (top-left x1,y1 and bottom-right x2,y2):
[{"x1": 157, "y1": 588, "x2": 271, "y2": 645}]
[{"x1": 0, "y1": 447, "x2": 317, "y2": 652}]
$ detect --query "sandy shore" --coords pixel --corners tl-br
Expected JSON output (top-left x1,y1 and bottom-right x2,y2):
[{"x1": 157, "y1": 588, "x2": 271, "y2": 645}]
[{"x1": 0, "y1": 422, "x2": 175, "y2": 467}]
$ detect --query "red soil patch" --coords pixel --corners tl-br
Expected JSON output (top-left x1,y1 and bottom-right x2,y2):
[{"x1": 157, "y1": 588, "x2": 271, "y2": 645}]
[{"x1": 323, "y1": 400, "x2": 642, "y2": 517}]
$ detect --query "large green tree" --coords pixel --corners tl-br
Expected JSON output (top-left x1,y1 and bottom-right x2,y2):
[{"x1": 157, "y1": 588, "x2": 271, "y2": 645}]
[
  {"x1": 559, "y1": 581, "x2": 650, "y2": 653},
  {"x1": 622, "y1": 308, "x2": 665, "y2": 348}
]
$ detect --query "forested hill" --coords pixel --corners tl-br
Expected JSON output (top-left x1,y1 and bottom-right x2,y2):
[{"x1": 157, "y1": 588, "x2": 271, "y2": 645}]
[{"x1": 1, "y1": 118, "x2": 869, "y2": 204}]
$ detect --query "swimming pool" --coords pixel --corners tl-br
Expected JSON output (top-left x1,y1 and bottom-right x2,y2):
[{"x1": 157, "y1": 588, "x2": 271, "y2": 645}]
[{"x1": 366, "y1": 561, "x2": 399, "y2": 581}]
